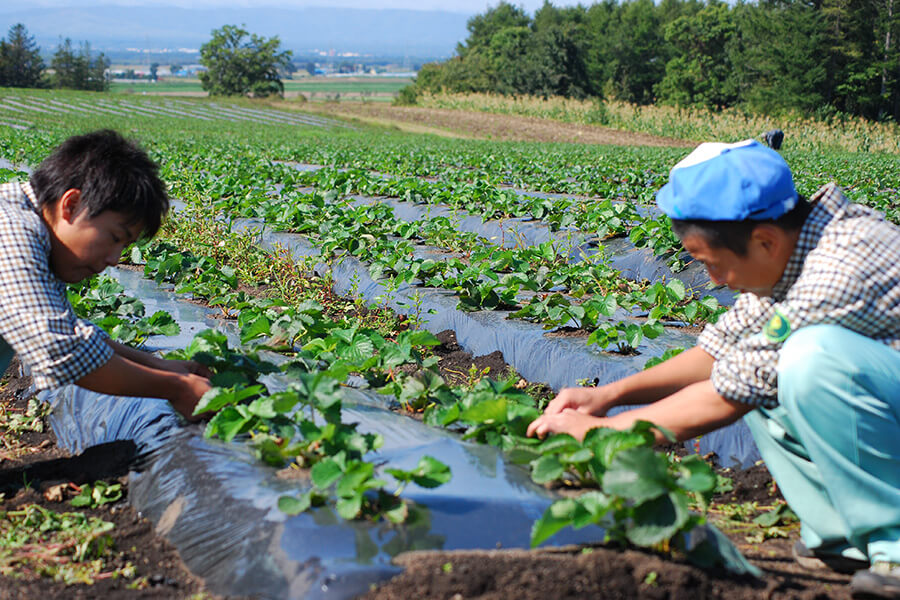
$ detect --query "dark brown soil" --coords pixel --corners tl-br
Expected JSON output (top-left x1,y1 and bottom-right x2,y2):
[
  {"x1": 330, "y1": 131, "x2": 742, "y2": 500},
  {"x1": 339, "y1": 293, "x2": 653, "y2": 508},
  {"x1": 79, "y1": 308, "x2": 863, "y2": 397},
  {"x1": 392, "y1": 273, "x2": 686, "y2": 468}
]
[
  {"x1": 431, "y1": 330, "x2": 555, "y2": 406},
  {"x1": 0, "y1": 360, "x2": 225, "y2": 599},
  {"x1": 359, "y1": 540, "x2": 851, "y2": 600}
]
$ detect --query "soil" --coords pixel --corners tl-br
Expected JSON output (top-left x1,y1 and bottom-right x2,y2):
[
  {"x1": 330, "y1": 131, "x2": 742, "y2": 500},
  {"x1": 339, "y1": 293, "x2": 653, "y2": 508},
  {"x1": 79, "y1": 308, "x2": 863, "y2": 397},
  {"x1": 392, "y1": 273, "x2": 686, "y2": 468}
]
[
  {"x1": 0, "y1": 360, "x2": 233, "y2": 600},
  {"x1": 431, "y1": 330, "x2": 555, "y2": 406},
  {"x1": 361, "y1": 458, "x2": 854, "y2": 600},
  {"x1": 296, "y1": 103, "x2": 693, "y2": 148}
]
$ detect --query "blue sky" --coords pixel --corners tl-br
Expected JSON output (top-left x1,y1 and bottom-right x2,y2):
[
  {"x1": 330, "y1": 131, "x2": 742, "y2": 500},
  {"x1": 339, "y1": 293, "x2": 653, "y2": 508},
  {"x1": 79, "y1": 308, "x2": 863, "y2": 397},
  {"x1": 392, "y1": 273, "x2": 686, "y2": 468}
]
[{"x1": 15, "y1": 0, "x2": 583, "y2": 14}]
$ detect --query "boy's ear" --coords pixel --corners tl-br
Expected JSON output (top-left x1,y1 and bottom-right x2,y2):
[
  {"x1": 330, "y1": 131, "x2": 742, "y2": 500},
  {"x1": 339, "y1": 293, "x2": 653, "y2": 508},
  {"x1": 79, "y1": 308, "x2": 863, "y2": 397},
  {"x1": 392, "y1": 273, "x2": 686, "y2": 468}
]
[{"x1": 58, "y1": 189, "x2": 82, "y2": 223}]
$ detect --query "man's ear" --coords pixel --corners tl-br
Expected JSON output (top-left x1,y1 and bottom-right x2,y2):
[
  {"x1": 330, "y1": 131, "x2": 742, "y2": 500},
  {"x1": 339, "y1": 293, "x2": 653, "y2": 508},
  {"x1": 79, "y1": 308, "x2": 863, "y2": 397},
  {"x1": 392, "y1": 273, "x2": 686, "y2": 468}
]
[
  {"x1": 58, "y1": 189, "x2": 82, "y2": 223},
  {"x1": 750, "y1": 224, "x2": 786, "y2": 256}
]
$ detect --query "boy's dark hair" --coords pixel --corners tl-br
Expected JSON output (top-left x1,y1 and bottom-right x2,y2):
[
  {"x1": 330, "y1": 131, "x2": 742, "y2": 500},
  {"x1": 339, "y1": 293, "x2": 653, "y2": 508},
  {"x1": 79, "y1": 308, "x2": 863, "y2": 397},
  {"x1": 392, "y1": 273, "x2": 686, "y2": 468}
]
[
  {"x1": 670, "y1": 196, "x2": 812, "y2": 256},
  {"x1": 29, "y1": 129, "x2": 169, "y2": 238}
]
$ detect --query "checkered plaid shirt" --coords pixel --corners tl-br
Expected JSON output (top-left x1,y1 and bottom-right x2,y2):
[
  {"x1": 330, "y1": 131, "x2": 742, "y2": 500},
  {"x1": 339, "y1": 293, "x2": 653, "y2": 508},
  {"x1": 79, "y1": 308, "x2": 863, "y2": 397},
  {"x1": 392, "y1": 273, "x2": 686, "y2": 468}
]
[
  {"x1": 0, "y1": 181, "x2": 112, "y2": 390},
  {"x1": 698, "y1": 183, "x2": 900, "y2": 407}
]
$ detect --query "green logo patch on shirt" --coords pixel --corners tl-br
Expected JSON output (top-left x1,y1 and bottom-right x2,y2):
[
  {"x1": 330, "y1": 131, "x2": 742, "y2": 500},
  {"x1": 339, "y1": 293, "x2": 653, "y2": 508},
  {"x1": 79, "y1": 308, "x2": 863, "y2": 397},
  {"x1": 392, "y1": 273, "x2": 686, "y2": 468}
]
[{"x1": 764, "y1": 310, "x2": 792, "y2": 343}]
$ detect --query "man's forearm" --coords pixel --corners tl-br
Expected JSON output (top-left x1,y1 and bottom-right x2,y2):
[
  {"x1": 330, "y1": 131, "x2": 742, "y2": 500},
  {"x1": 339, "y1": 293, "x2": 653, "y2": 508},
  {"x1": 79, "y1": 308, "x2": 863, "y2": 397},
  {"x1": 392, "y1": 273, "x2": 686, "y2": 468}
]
[
  {"x1": 604, "y1": 379, "x2": 753, "y2": 442},
  {"x1": 605, "y1": 346, "x2": 716, "y2": 409}
]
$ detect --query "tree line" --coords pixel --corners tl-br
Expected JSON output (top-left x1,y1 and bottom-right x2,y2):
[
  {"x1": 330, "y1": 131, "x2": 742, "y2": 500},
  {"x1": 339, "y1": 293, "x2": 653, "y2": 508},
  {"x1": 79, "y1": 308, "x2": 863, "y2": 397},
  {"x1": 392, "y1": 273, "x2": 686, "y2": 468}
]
[
  {"x1": 0, "y1": 24, "x2": 110, "y2": 91},
  {"x1": 409, "y1": 0, "x2": 900, "y2": 122},
  {"x1": 0, "y1": 22, "x2": 291, "y2": 98}
]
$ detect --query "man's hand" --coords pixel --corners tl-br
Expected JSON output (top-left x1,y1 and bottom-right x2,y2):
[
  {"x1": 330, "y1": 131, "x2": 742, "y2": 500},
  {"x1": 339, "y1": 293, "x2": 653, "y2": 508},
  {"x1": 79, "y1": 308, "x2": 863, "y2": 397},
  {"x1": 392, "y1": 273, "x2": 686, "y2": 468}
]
[
  {"x1": 526, "y1": 408, "x2": 607, "y2": 441},
  {"x1": 542, "y1": 385, "x2": 618, "y2": 418}
]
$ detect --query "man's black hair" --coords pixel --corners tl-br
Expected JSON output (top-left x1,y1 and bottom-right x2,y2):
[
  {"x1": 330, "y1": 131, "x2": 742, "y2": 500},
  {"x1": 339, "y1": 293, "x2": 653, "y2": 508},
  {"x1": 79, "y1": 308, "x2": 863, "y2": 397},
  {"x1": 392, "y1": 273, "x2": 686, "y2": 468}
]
[
  {"x1": 670, "y1": 196, "x2": 812, "y2": 256},
  {"x1": 29, "y1": 129, "x2": 169, "y2": 238}
]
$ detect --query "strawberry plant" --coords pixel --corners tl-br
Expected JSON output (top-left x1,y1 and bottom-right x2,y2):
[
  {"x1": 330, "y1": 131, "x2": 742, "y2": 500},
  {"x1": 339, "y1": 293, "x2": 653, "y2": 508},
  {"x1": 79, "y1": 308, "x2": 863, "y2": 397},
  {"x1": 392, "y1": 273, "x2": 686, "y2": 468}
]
[{"x1": 68, "y1": 275, "x2": 180, "y2": 347}]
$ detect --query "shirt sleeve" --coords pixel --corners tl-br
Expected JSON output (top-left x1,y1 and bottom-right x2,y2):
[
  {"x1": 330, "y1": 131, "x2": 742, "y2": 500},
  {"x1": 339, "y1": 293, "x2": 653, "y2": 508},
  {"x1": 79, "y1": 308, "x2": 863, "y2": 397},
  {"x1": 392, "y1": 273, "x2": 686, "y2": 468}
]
[{"x1": 0, "y1": 210, "x2": 113, "y2": 390}]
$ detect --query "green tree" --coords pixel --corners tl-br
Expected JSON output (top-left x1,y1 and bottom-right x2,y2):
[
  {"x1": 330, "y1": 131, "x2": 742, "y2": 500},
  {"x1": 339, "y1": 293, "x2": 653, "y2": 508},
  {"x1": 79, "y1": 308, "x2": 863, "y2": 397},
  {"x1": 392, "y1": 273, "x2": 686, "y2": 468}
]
[
  {"x1": 605, "y1": 0, "x2": 668, "y2": 104},
  {"x1": 199, "y1": 24, "x2": 292, "y2": 97},
  {"x1": 731, "y1": 1, "x2": 828, "y2": 115},
  {"x1": 656, "y1": 3, "x2": 737, "y2": 109},
  {"x1": 51, "y1": 38, "x2": 109, "y2": 91},
  {"x1": 458, "y1": 1, "x2": 530, "y2": 57},
  {"x1": 0, "y1": 23, "x2": 45, "y2": 88}
]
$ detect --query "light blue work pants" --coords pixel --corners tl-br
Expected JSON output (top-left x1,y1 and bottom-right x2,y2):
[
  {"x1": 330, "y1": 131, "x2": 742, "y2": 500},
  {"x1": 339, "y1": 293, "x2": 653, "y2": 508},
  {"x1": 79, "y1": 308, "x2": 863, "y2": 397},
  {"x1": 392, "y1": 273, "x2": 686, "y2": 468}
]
[{"x1": 744, "y1": 324, "x2": 900, "y2": 564}]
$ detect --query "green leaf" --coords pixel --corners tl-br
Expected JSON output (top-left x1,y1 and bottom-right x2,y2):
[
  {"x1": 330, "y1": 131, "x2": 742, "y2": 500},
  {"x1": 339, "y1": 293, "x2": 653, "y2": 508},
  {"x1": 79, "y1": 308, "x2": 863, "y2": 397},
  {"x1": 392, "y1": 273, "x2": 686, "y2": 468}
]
[
  {"x1": 311, "y1": 458, "x2": 344, "y2": 489},
  {"x1": 411, "y1": 456, "x2": 452, "y2": 488},
  {"x1": 753, "y1": 503, "x2": 797, "y2": 527},
  {"x1": 666, "y1": 279, "x2": 686, "y2": 302},
  {"x1": 278, "y1": 492, "x2": 312, "y2": 516},
  {"x1": 530, "y1": 499, "x2": 577, "y2": 547},
  {"x1": 530, "y1": 454, "x2": 564, "y2": 484},
  {"x1": 459, "y1": 397, "x2": 507, "y2": 424},
  {"x1": 336, "y1": 462, "x2": 376, "y2": 498},
  {"x1": 677, "y1": 455, "x2": 717, "y2": 493},
  {"x1": 536, "y1": 434, "x2": 582, "y2": 455},
  {"x1": 507, "y1": 447, "x2": 542, "y2": 464},
  {"x1": 571, "y1": 491, "x2": 612, "y2": 529},
  {"x1": 336, "y1": 493, "x2": 363, "y2": 520},
  {"x1": 626, "y1": 492, "x2": 691, "y2": 547},
  {"x1": 588, "y1": 430, "x2": 650, "y2": 467},
  {"x1": 602, "y1": 447, "x2": 671, "y2": 503},
  {"x1": 205, "y1": 406, "x2": 253, "y2": 442},
  {"x1": 383, "y1": 497, "x2": 409, "y2": 524}
]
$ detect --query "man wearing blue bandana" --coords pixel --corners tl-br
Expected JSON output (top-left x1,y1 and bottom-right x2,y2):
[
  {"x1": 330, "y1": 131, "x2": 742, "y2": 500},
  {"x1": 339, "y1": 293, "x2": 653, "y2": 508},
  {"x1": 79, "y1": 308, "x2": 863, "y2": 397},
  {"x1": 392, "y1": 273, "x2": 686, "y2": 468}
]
[{"x1": 528, "y1": 139, "x2": 900, "y2": 599}]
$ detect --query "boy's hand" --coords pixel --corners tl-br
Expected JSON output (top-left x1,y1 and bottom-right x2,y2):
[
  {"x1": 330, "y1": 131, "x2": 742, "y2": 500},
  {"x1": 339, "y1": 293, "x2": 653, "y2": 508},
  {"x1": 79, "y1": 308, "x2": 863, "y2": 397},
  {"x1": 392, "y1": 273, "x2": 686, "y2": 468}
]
[
  {"x1": 170, "y1": 372, "x2": 213, "y2": 422},
  {"x1": 164, "y1": 359, "x2": 214, "y2": 379}
]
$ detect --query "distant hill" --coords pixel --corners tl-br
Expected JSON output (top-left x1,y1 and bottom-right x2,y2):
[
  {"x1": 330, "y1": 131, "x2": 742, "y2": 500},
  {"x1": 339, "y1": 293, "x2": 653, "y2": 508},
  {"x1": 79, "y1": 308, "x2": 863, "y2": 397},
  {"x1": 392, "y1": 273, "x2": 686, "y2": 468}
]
[{"x1": 0, "y1": 5, "x2": 470, "y2": 58}]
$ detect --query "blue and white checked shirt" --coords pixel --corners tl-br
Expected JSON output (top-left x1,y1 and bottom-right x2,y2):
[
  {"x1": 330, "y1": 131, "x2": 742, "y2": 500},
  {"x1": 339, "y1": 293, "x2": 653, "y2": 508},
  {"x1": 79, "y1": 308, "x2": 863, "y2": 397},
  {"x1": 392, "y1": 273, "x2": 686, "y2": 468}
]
[
  {"x1": 698, "y1": 183, "x2": 900, "y2": 407},
  {"x1": 0, "y1": 181, "x2": 112, "y2": 389}
]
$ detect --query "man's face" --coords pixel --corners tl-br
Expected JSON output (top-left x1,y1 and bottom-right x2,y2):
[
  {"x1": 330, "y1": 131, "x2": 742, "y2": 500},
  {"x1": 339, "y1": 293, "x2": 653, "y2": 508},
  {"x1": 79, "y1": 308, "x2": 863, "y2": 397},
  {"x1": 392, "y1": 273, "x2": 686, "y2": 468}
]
[
  {"x1": 680, "y1": 232, "x2": 784, "y2": 297},
  {"x1": 44, "y1": 190, "x2": 142, "y2": 283}
]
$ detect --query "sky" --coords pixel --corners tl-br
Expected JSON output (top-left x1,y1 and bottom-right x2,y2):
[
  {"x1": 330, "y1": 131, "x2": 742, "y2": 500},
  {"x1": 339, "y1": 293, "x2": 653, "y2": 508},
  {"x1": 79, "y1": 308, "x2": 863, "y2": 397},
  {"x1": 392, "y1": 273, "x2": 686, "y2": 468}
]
[{"x1": 12, "y1": 0, "x2": 584, "y2": 14}]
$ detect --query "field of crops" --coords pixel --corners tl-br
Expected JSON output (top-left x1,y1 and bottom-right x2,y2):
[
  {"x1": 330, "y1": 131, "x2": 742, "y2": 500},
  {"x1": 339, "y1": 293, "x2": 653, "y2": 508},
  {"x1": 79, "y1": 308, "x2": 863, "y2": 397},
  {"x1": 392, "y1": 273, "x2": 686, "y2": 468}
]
[
  {"x1": 110, "y1": 76, "x2": 412, "y2": 101},
  {"x1": 1, "y1": 87, "x2": 899, "y2": 598}
]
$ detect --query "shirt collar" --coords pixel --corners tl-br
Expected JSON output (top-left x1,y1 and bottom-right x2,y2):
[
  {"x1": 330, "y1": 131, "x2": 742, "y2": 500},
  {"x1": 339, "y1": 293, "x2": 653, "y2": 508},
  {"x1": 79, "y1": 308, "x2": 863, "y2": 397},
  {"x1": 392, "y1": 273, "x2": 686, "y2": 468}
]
[
  {"x1": 770, "y1": 183, "x2": 846, "y2": 300},
  {"x1": 21, "y1": 181, "x2": 41, "y2": 213}
]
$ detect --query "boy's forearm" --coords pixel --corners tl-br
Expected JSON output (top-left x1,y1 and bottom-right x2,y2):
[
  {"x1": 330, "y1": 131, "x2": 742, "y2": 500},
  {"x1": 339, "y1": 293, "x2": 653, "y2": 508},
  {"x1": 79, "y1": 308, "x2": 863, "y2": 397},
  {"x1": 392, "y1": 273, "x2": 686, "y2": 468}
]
[
  {"x1": 77, "y1": 353, "x2": 186, "y2": 402},
  {"x1": 606, "y1": 346, "x2": 715, "y2": 408},
  {"x1": 105, "y1": 339, "x2": 166, "y2": 370}
]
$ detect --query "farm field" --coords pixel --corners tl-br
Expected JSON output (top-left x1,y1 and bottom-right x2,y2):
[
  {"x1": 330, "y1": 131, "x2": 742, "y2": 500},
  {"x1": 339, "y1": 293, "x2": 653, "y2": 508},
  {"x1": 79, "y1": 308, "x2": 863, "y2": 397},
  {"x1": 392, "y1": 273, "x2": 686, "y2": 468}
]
[
  {"x1": 111, "y1": 76, "x2": 412, "y2": 102},
  {"x1": 1, "y1": 87, "x2": 899, "y2": 599}
]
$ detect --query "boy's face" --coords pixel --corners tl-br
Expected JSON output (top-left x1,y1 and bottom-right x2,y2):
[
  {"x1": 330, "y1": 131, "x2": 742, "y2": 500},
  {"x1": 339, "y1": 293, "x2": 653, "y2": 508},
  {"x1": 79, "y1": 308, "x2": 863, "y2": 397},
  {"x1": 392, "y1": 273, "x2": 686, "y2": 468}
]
[{"x1": 43, "y1": 189, "x2": 142, "y2": 283}]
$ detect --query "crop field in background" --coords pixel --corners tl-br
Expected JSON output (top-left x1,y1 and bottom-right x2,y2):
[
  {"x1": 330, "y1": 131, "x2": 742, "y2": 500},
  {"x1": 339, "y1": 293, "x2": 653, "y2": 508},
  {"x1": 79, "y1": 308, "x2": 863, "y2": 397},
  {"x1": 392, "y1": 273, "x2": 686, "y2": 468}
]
[
  {"x1": 111, "y1": 76, "x2": 412, "y2": 101},
  {"x1": 1, "y1": 87, "x2": 898, "y2": 597},
  {"x1": 419, "y1": 92, "x2": 900, "y2": 154}
]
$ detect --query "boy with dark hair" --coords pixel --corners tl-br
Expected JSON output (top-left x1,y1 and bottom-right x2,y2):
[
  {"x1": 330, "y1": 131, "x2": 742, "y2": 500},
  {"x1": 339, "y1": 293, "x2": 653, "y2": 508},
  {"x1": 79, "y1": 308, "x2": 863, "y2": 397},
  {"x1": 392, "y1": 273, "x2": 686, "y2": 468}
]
[
  {"x1": 0, "y1": 129, "x2": 210, "y2": 420},
  {"x1": 528, "y1": 140, "x2": 900, "y2": 599}
]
